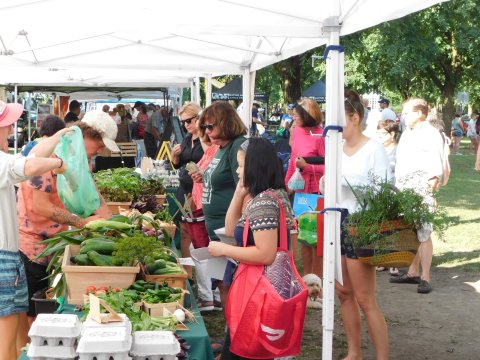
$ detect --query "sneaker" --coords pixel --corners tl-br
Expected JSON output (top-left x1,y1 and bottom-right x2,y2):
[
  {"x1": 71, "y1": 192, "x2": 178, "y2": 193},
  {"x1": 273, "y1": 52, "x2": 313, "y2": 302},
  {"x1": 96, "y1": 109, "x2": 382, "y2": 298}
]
[
  {"x1": 213, "y1": 300, "x2": 223, "y2": 311},
  {"x1": 389, "y1": 273, "x2": 421, "y2": 284},
  {"x1": 417, "y1": 280, "x2": 432, "y2": 294},
  {"x1": 197, "y1": 300, "x2": 214, "y2": 312}
]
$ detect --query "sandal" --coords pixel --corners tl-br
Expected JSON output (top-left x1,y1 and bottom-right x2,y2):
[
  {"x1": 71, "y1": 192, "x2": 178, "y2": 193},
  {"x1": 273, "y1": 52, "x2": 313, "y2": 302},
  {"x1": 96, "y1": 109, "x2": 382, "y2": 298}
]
[
  {"x1": 389, "y1": 267, "x2": 399, "y2": 276},
  {"x1": 197, "y1": 300, "x2": 214, "y2": 312},
  {"x1": 376, "y1": 266, "x2": 386, "y2": 272}
]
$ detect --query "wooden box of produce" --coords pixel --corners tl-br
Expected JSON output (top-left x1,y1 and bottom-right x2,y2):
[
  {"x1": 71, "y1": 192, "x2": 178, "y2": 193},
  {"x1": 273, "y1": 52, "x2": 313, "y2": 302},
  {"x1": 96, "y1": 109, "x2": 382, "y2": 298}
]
[
  {"x1": 106, "y1": 202, "x2": 131, "y2": 214},
  {"x1": 143, "y1": 255, "x2": 188, "y2": 290},
  {"x1": 62, "y1": 245, "x2": 140, "y2": 305},
  {"x1": 143, "y1": 300, "x2": 182, "y2": 317}
]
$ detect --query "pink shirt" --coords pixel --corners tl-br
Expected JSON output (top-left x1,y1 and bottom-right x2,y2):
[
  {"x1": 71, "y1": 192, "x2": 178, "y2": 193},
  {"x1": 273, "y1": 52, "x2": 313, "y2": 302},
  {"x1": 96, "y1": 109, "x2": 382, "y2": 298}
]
[
  {"x1": 192, "y1": 144, "x2": 219, "y2": 210},
  {"x1": 285, "y1": 126, "x2": 325, "y2": 193}
]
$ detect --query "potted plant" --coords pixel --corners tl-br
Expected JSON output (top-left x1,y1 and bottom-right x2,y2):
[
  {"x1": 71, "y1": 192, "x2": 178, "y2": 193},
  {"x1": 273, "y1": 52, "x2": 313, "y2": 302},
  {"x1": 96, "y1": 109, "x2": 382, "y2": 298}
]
[{"x1": 345, "y1": 175, "x2": 449, "y2": 267}]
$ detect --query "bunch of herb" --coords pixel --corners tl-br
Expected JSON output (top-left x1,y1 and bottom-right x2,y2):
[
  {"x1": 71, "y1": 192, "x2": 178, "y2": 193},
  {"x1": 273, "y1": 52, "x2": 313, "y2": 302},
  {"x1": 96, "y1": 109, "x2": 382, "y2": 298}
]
[
  {"x1": 113, "y1": 233, "x2": 164, "y2": 266},
  {"x1": 94, "y1": 168, "x2": 141, "y2": 202},
  {"x1": 346, "y1": 174, "x2": 449, "y2": 251},
  {"x1": 155, "y1": 205, "x2": 173, "y2": 223}
]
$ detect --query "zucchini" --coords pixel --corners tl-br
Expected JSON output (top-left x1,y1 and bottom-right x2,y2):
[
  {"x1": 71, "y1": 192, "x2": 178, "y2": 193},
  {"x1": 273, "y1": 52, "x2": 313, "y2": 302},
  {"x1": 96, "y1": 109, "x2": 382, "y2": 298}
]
[
  {"x1": 153, "y1": 259, "x2": 167, "y2": 270},
  {"x1": 146, "y1": 263, "x2": 157, "y2": 274},
  {"x1": 87, "y1": 251, "x2": 114, "y2": 266},
  {"x1": 80, "y1": 238, "x2": 116, "y2": 255}
]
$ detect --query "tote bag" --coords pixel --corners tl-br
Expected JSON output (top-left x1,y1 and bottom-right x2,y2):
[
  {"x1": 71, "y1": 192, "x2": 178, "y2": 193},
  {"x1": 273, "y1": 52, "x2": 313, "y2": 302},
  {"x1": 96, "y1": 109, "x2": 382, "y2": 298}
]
[{"x1": 226, "y1": 192, "x2": 308, "y2": 359}]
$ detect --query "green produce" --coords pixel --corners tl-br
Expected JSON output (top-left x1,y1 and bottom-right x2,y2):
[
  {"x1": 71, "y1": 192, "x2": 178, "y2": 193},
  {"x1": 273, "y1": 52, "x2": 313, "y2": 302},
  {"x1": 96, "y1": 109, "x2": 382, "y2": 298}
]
[
  {"x1": 80, "y1": 238, "x2": 117, "y2": 255},
  {"x1": 85, "y1": 219, "x2": 136, "y2": 231},
  {"x1": 153, "y1": 267, "x2": 183, "y2": 275},
  {"x1": 71, "y1": 254, "x2": 93, "y2": 266},
  {"x1": 87, "y1": 251, "x2": 114, "y2": 266},
  {"x1": 113, "y1": 234, "x2": 165, "y2": 267}
]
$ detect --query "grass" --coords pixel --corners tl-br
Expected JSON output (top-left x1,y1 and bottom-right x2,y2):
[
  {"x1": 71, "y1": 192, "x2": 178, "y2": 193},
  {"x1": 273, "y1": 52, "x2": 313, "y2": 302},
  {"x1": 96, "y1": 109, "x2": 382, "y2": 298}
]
[
  {"x1": 433, "y1": 139, "x2": 480, "y2": 271},
  {"x1": 202, "y1": 139, "x2": 480, "y2": 358}
]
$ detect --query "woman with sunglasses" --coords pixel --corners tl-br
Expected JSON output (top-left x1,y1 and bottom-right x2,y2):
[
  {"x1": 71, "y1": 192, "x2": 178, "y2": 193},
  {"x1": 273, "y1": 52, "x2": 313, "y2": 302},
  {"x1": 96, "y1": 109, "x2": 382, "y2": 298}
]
[
  {"x1": 191, "y1": 101, "x2": 247, "y2": 308},
  {"x1": 172, "y1": 102, "x2": 204, "y2": 279},
  {"x1": 284, "y1": 98, "x2": 325, "y2": 277}
]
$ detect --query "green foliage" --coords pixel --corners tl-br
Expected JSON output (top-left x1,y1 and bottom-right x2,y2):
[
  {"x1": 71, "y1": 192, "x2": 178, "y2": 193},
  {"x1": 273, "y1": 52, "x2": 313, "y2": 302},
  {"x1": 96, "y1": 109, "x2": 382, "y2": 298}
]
[
  {"x1": 94, "y1": 168, "x2": 165, "y2": 202},
  {"x1": 346, "y1": 175, "x2": 449, "y2": 251}
]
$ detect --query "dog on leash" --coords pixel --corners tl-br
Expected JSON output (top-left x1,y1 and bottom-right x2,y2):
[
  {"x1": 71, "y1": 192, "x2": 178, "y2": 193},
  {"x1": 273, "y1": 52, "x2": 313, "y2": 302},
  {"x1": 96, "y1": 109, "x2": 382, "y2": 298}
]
[{"x1": 303, "y1": 274, "x2": 322, "y2": 309}]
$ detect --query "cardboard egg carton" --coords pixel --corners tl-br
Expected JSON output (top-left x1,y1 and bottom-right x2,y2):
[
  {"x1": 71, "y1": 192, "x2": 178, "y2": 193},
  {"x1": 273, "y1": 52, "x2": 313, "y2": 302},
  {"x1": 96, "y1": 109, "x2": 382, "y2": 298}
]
[
  {"x1": 28, "y1": 314, "x2": 81, "y2": 347},
  {"x1": 27, "y1": 344, "x2": 77, "y2": 360},
  {"x1": 130, "y1": 331, "x2": 180, "y2": 360}
]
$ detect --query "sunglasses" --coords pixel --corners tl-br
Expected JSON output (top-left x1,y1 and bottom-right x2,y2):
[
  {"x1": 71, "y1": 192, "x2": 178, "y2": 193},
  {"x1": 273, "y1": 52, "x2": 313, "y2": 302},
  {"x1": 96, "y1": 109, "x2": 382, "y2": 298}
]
[
  {"x1": 200, "y1": 123, "x2": 215, "y2": 131},
  {"x1": 181, "y1": 115, "x2": 198, "y2": 124}
]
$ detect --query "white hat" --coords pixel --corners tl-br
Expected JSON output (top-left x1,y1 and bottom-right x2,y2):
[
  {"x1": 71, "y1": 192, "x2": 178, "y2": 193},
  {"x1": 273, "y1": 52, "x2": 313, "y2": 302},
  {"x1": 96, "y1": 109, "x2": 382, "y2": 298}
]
[{"x1": 81, "y1": 110, "x2": 120, "y2": 152}]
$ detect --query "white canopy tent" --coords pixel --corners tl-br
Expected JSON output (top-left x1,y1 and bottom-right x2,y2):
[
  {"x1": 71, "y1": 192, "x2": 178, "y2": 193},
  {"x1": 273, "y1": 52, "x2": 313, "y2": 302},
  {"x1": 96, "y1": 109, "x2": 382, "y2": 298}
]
[{"x1": 0, "y1": 1, "x2": 448, "y2": 358}]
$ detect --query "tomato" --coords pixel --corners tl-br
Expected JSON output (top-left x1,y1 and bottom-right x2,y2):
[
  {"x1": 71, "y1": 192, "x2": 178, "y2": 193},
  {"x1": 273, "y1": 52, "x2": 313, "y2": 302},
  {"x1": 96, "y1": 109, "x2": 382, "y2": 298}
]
[
  {"x1": 85, "y1": 286, "x2": 96, "y2": 294},
  {"x1": 98, "y1": 286, "x2": 109, "y2": 293},
  {"x1": 110, "y1": 287, "x2": 120, "y2": 292}
]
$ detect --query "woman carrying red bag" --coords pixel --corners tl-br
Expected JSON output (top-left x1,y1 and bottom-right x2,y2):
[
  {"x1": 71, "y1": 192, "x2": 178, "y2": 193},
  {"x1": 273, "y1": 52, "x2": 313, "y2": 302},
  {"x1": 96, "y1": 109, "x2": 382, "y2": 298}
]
[{"x1": 209, "y1": 138, "x2": 307, "y2": 359}]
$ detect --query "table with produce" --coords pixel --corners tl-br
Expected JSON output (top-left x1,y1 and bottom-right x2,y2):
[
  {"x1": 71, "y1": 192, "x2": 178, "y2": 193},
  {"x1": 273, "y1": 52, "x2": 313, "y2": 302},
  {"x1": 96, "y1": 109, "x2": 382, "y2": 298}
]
[{"x1": 22, "y1": 166, "x2": 213, "y2": 360}]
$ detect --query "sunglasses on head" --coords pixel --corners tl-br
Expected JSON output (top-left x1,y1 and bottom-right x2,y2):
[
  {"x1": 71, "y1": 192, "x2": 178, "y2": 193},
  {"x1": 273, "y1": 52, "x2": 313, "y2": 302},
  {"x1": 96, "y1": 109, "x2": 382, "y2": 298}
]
[
  {"x1": 200, "y1": 123, "x2": 215, "y2": 131},
  {"x1": 181, "y1": 115, "x2": 198, "y2": 124}
]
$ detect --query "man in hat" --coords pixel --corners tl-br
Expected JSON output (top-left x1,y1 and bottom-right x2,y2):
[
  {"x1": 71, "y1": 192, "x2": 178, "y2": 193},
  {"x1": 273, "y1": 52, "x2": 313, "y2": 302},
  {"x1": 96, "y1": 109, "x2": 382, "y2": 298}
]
[
  {"x1": 0, "y1": 100, "x2": 74, "y2": 359},
  {"x1": 64, "y1": 100, "x2": 82, "y2": 123},
  {"x1": 16, "y1": 110, "x2": 116, "y2": 348}
]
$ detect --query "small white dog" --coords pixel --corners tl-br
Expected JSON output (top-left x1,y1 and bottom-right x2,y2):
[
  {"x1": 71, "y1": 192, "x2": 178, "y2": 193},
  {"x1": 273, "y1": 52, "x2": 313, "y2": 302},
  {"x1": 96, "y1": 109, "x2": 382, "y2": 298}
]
[{"x1": 303, "y1": 273, "x2": 322, "y2": 309}]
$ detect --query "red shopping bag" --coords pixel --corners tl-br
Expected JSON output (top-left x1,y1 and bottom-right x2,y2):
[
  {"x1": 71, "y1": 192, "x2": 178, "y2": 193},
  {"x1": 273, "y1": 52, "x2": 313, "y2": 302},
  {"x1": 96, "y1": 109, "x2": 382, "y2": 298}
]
[{"x1": 226, "y1": 192, "x2": 308, "y2": 359}]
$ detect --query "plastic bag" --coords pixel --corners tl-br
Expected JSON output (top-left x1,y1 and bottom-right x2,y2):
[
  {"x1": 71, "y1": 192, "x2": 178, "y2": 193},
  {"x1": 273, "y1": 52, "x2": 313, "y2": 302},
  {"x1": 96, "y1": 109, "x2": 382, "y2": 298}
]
[
  {"x1": 297, "y1": 212, "x2": 318, "y2": 246},
  {"x1": 54, "y1": 126, "x2": 100, "y2": 218},
  {"x1": 288, "y1": 168, "x2": 305, "y2": 190}
]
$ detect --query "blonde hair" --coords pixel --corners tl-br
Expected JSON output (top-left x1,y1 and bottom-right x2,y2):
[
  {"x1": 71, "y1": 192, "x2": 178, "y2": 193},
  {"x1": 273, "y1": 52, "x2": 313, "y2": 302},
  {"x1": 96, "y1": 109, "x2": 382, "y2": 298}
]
[{"x1": 179, "y1": 102, "x2": 202, "y2": 118}]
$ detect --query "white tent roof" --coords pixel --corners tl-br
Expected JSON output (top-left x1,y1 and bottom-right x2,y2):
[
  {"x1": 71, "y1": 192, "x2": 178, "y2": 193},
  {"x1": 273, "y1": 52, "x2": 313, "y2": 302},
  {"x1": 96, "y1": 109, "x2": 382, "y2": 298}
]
[{"x1": 0, "y1": 0, "x2": 447, "y2": 86}]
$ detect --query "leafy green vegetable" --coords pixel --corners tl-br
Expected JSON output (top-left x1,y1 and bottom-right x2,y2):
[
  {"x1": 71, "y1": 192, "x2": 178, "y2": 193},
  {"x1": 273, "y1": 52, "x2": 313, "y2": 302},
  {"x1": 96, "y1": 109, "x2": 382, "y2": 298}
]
[{"x1": 113, "y1": 234, "x2": 165, "y2": 266}]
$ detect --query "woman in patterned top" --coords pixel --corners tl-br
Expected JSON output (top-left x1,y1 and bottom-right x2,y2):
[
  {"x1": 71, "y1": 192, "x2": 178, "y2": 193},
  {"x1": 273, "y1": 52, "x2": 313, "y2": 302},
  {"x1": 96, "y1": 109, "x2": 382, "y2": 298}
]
[{"x1": 209, "y1": 138, "x2": 293, "y2": 360}]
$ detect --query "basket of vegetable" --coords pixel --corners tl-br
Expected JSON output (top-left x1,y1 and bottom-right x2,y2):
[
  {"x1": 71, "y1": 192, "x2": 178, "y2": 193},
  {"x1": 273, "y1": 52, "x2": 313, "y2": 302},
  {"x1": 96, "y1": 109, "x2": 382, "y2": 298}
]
[
  {"x1": 143, "y1": 254, "x2": 188, "y2": 290},
  {"x1": 62, "y1": 245, "x2": 140, "y2": 305}
]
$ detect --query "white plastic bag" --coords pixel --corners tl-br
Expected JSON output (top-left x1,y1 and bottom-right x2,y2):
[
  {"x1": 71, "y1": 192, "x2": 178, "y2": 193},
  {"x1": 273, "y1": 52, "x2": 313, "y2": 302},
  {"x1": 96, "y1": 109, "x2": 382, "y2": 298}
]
[{"x1": 288, "y1": 168, "x2": 305, "y2": 190}]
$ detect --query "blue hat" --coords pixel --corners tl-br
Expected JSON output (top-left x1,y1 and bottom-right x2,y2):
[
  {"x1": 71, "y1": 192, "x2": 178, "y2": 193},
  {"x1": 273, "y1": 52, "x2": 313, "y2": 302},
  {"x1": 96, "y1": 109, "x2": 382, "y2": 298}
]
[{"x1": 287, "y1": 104, "x2": 295, "y2": 110}]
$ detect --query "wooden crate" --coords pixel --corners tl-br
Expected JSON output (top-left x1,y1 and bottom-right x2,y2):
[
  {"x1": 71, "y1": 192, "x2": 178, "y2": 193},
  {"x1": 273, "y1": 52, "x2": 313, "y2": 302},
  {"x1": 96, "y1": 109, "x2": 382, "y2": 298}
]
[
  {"x1": 142, "y1": 292, "x2": 185, "y2": 317},
  {"x1": 110, "y1": 142, "x2": 137, "y2": 158},
  {"x1": 62, "y1": 245, "x2": 140, "y2": 305},
  {"x1": 144, "y1": 268, "x2": 188, "y2": 290},
  {"x1": 106, "y1": 201, "x2": 131, "y2": 214}
]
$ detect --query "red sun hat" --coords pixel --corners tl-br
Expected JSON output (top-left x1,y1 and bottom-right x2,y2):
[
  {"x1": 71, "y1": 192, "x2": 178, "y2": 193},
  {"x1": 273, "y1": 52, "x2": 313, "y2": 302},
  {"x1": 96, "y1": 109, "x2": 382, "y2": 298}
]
[{"x1": 0, "y1": 100, "x2": 24, "y2": 128}]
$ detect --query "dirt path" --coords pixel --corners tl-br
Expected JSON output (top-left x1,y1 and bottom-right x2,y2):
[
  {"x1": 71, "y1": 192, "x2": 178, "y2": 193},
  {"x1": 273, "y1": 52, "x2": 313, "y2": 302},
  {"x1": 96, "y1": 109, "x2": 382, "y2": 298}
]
[{"x1": 300, "y1": 268, "x2": 480, "y2": 359}]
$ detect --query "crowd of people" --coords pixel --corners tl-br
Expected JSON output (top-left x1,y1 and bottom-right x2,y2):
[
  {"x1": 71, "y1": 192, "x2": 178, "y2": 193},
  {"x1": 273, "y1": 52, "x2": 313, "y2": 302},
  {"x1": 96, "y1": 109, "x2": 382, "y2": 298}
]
[{"x1": 0, "y1": 91, "x2": 461, "y2": 360}]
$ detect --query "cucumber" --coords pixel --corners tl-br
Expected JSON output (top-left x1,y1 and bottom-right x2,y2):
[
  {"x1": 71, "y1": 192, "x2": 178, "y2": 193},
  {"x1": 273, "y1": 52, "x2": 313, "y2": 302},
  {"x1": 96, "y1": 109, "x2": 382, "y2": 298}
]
[
  {"x1": 72, "y1": 254, "x2": 93, "y2": 266},
  {"x1": 153, "y1": 267, "x2": 183, "y2": 275},
  {"x1": 80, "y1": 238, "x2": 116, "y2": 255},
  {"x1": 153, "y1": 259, "x2": 167, "y2": 270},
  {"x1": 146, "y1": 263, "x2": 157, "y2": 274},
  {"x1": 87, "y1": 251, "x2": 114, "y2": 266}
]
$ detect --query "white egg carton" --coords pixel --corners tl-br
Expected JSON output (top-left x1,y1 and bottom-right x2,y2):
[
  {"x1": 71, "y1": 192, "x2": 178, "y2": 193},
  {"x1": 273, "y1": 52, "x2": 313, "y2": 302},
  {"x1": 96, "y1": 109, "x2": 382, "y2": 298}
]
[
  {"x1": 82, "y1": 313, "x2": 132, "y2": 335},
  {"x1": 29, "y1": 314, "x2": 82, "y2": 346},
  {"x1": 130, "y1": 331, "x2": 180, "y2": 360},
  {"x1": 27, "y1": 344, "x2": 77, "y2": 360},
  {"x1": 77, "y1": 327, "x2": 132, "y2": 354},
  {"x1": 78, "y1": 353, "x2": 131, "y2": 360}
]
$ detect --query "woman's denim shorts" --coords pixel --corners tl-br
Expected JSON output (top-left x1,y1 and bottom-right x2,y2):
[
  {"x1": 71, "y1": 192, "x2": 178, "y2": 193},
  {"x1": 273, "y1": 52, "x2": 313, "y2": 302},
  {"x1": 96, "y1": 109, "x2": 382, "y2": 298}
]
[{"x1": 0, "y1": 250, "x2": 29, "y2": 317}]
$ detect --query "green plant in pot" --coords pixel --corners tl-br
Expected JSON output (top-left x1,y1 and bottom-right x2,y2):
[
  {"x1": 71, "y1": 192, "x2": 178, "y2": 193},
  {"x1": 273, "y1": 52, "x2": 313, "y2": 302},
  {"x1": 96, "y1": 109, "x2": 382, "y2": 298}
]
[{"x1": 345, "y1": 175, "x2": 449, "y2": 266}]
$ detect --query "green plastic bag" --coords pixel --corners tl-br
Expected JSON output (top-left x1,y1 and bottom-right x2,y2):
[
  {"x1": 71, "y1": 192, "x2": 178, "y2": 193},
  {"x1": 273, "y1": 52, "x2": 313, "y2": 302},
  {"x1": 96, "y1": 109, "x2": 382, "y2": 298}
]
[
  {"x1": 54, "y1": 126, "x2": 100, "y2": 218},
  {"x1": 298, "y1": 212, "x2": 318, "y2": 246}
]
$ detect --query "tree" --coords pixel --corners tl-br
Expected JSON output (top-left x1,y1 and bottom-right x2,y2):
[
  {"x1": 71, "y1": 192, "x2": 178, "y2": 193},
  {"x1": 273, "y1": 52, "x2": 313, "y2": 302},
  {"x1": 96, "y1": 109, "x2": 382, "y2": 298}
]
[{"x1": 341, "y1": 0, "x2": 480, "y2": 130}]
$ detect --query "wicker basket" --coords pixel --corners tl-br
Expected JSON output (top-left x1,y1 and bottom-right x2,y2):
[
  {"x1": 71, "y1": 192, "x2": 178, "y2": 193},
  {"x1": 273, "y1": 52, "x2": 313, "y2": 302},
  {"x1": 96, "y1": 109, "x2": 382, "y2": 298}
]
[{"x1": 348, "y1": 220, "x2": 420, "y2": 268}]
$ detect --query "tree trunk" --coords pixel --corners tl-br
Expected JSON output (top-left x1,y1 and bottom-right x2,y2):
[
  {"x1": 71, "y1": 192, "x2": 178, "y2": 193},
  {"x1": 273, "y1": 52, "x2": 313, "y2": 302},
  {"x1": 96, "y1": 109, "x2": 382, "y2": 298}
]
[
  {"x1": 273, "y1": 56, "x2": 303, "y2": 105},
  {"x1": 441, "y1": 84, "x2": 455, "y2": 134}
]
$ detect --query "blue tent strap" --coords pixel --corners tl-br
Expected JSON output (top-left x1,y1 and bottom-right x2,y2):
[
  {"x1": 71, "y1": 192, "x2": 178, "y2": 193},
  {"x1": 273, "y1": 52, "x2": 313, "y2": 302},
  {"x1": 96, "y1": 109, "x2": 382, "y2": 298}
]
[
  {"x1": 323, "y1": 45, "x2": 345, "y2": 60},
  {"x1": 318, "y1": 207, "x2": 345, "y2": 215},
  {"x1": 322, "y1": 125, "x2": 343, "y2": 137}
]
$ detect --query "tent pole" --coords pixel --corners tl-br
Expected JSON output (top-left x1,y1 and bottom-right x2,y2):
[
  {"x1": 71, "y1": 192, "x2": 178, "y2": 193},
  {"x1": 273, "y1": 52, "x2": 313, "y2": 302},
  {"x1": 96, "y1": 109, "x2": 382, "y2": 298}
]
[
  {"x1": 241, "y1": 67, "x2": 252, "y2": 135},
  {"x1": 14, "y1": 84, "x2": 18, "y2": 154},
  {"x1": 205, "y1": 74, "x2": 212, "y2": 106},
  {"x1": 195, "y1": 76, "x2": 201, "y2": 105},
  {"x1": 190, "y1": 80, "x2": 195, "y2": 102},
  {"x1": 322, "y1": 17, "x2": 343, "y2": 360}
]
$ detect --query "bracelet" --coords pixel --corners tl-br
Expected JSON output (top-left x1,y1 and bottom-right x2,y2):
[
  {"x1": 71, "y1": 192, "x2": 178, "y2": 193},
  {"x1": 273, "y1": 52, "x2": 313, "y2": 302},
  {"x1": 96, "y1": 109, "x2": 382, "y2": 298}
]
[{"x1": 57, "y1": 158, "x2": 64, "y2": 169}]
